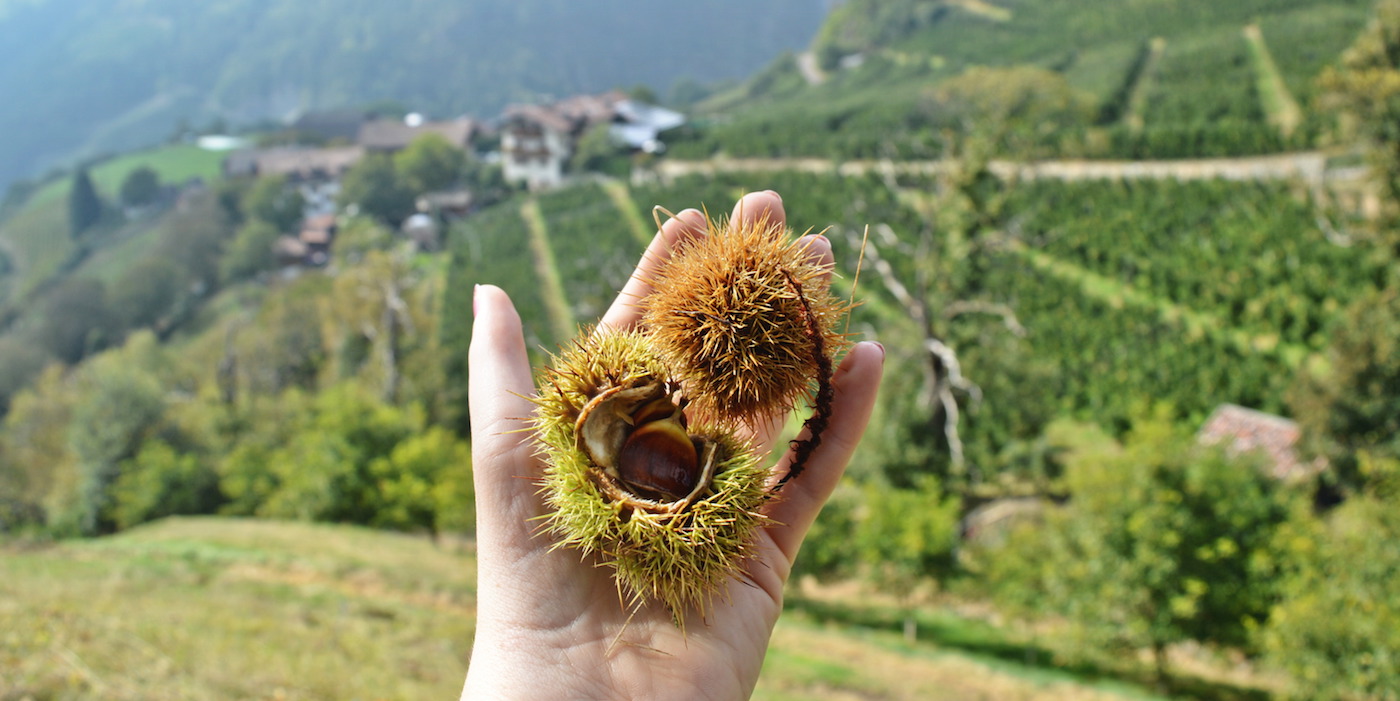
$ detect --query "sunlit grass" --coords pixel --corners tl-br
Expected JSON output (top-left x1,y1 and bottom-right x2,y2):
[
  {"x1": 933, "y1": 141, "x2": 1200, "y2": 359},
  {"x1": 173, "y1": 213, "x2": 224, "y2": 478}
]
[
  {"x1": 0, "y1": 518, "x2": 477, "y2": 700},
  {"x1": 1, "y1": 517, "x2": 1274, "y2": 700}
]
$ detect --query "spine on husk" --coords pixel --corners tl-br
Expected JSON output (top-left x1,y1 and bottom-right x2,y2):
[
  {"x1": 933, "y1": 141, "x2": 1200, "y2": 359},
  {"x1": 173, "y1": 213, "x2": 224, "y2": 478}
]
[{"x1": 531, "y1": 211, "x2": 850, "y2": 615}]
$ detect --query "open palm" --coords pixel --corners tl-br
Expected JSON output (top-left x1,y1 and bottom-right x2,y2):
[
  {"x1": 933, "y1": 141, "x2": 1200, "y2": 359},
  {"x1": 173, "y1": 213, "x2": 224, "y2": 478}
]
[{"x1": 462, "y1": 191, "x2": 884, "y2": 700}]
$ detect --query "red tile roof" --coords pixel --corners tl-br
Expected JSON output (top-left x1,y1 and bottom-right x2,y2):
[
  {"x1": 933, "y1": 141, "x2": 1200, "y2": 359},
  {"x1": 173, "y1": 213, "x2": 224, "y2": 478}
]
[{"x1": 1197, "y1": 404, "x2": 1320, "y2": 480}]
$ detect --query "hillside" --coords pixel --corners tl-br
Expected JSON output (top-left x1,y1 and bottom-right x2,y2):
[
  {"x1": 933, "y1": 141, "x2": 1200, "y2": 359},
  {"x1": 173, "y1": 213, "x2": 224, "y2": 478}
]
[
  {"x1": 2, "y1": 0, "x2": 1398, "y2": 697},
  {"x1": 679, "y1": 0, "x2": 1371, "y2": 160},
  {"x1": 0, "y1": 0, "x2": 828, "y2": 192},
  {"x1": 0, "y1": 516, "x2": 1232, "y2": 700}
]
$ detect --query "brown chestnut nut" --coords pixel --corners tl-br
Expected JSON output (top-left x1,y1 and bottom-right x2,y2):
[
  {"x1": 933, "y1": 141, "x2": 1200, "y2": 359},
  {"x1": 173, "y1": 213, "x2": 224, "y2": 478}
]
[{"x1": 617, "y1": 413, "x2": 699, "y2": 501}]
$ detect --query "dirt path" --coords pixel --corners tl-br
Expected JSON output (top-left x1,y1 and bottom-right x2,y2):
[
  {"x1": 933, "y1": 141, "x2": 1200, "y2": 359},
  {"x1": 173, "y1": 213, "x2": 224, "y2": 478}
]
[
  {"x1": 1243, "y1": 24, "x2": 1303, "y2": 137},
  {"x1": 656, "y1": 151, "x2": 1336, "y2": 186},
  {"x1": 1124, "y1": 37, "x2": 1166, "y2": 132},
  {"x1": 598, "y1": 178, "x2": 654, "y2": 246},
  {"x1": 796, "y1": 51, "x2": 827, "y2": 87},
  {"x1": 519, "y1": 198, "x2": 576, "y2": 343}
]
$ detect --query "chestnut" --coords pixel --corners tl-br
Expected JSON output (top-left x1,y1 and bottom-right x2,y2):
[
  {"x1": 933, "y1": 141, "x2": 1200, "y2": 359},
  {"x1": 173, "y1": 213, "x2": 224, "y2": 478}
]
[{"x1": 617, "y1": 413, "x2": 700, "y2": 501}]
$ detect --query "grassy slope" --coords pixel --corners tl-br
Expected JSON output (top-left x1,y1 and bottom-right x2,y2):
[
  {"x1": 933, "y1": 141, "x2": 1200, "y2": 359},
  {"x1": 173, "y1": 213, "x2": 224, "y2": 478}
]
[
  {"x1": 1, "y1": 517, "x2": 1187, "y2": 701},
  {"x1": 0, "y1": 144, "x2": 225, "y2": 299},
  {"x1": 0, "y1": 518, "x2": 477, "y2": 700}
]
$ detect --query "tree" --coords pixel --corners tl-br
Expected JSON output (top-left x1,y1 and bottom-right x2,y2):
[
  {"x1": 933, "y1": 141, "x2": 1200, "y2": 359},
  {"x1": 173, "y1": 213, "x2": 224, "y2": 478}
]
[
  {"x1": 0, "y1": 365, "x2": 77, "y2": 527},
  {"x1": 370, "y1": 426, "x2": 473, "y2": 537},
  {"x1": 984, "y1": 413, "x2": 1294, "y2": 684},
  {"x1": 0, "y1": 334, "x2": 54, "y2": 413},
  {"x1": 1262, "y1": 458, "x2": 1400, "y2": 700},
  {"x1": 257, "y1": 383, "x2": 419, "y2": 523},
  {"x1": 109, "y1": 257, "x2": 180, "y2": 329},
  {"x1": 394, "y1": 133, "x2": 465, "y2": 194},
  {"x1": 112, "y1": 439, "x2": 223, "y2": 530},
  {"x1": 118, "y1": 166, "x2": 160, "y2": 208},
  {"x1": 1319, "y1": 0, "x2": 1400, "y2": 239},
  {"x1": 66, "y1": 338, "x2": 168, "y2": 534},
  {"x1": 219, "y1": 219, "x2": 281, "y2": 283},
  {"x1": 68, "y1": 167, "x2": 102, "y2": 237},
  {"x1": 339, "y1": 152, "x2": 415, "y2": 225},
  {"x1": 242, "y1": 174, "x2": 304, "y2": 232},
  {"x1": 853, "y1": 478, "x2": 960, "y2": 640},
  {"x1": 931, "y1": 65, "x2": 1094, "y2": 159},
  {"x1": 1289, "y1": 286, "x2": 1400, "y2": 494},
  {"x1": 157, "y1": 190, "x2": 237, "y2": 292},
  {"x1": 35, "y1": 277, "x2": 116, "y2": 363}
]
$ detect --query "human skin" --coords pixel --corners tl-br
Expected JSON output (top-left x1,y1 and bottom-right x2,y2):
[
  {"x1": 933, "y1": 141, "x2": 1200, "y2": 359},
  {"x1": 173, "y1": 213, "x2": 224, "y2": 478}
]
[{"x1": 462, "y1": 191, "x2": 884, "y2": 700}]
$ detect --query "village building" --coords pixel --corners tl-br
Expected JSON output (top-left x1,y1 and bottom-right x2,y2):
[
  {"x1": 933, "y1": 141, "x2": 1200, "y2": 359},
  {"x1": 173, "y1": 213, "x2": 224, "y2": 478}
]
[
  {"x1": 500, "y1": 91, "x2": 685, "y2": 189},
  {"x1": 1197, "y1": 403, "x2": 1321, "y2": 481},
  {"x1": 222, "y1": 146, "x2": 365, "y2": 182},
  {"x1": 289, "y1": 109, "x2": 370, "y2": 143},
  {"x1": 357, "y1": 116, "x2": 477, "y2": 152},
  {"x1": 298, "y1": 213, "x2": 338, "y2": 267},
  {"x1": 500, "y1": 104, "x2": 576, "y2": 189}
]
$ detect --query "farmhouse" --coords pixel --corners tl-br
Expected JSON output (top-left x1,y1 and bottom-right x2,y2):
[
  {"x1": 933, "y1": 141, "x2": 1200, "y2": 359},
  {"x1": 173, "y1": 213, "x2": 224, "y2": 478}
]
[
  {"x1": 222, "y1": 146, "x2": 365, "y2": 182},
  {"x1": 1197, "y1": 403, "x2": 1320, "y2": 481},
  {"x1": 357, "y1": 116, "x2": 477, "y2": 152},
  {"x1": 500, "y1": 91, "x2": 685, "y2": 189}
]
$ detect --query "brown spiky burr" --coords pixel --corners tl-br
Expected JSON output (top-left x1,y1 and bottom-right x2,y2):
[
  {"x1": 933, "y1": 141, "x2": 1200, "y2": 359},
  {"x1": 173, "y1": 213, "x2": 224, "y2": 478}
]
[{"x1": 641, "y1": 212, "x2": 850, "y2": 427}]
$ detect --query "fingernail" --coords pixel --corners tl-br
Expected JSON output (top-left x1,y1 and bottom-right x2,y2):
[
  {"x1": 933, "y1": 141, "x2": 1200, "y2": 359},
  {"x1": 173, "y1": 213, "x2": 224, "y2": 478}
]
[
  {"x1": 870, "y1": 341, "x2": 885, "y2": 361},
  {"x1": 764, "y1": 189, "x2": 782, "y2": 202},
  {"x1": 473, "y1": 284, "x2": 481, "y2": 316}
]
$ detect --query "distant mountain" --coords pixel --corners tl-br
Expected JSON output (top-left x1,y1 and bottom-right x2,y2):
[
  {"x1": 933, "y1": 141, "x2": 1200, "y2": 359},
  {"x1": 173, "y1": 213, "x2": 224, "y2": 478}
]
[{"x1": 0, "y1": 0, "x2": 830, "y2": 191}]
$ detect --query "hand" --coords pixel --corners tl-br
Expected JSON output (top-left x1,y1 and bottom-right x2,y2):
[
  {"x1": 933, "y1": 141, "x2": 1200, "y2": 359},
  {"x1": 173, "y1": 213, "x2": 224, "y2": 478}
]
[{"x1": 462, "y1": 191, "x2": 884, "y2": 700}]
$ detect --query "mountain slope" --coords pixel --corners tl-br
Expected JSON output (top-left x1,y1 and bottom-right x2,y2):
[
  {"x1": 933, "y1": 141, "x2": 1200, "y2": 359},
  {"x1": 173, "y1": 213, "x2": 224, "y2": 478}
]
[
  {"x1": 688, "y1": 0, "x2": 1370, "y2": 160},
  {"x1": 0, "y1": 0, "x2": 828, "y2": 191}
]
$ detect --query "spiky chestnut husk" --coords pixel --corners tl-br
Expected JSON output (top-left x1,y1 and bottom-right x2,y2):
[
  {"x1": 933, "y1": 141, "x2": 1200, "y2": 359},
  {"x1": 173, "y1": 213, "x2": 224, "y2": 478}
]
[
  {"x1": 641, "y1": 212, "x2": 850, "y2": 425},
  {"x1": 532, "y1": 329, "x2": 772, "y2": 616}
]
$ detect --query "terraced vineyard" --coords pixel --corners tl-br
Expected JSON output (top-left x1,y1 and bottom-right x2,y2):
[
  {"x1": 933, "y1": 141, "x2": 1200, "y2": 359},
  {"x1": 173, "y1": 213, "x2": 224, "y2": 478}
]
[
  {"x1": 688, "y1": 0, "x2": 1370, "y2": 161},
  {"x1": 447, "y1": 169, "x2": 1383, "y2": 468}
]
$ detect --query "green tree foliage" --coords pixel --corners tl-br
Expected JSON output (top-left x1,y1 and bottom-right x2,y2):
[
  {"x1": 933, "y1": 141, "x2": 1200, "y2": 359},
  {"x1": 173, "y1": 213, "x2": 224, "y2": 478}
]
[
  {"x1": 111, "y1": 439, "x2": 224, "y2": 530},
  {"x1": 1263, "y1": 464, "x2": 1400, "y2": 700},
  {"x1": 983, "y1": 414, "x2": 1294, "y2": 682},
  {"x1": 219, "y1": 219, "x2": 282, "y2": 283},
  {"x1": 854, "y1": 478, "x2": 961, "y2": 601},
  {"x1": 241, "y1": 174, "x2": 305, "y2": 232},
  {"x1": 321, "y1": 249, "x2": 443, "y2": 406},
  {"x1": 109, "y1": 257, "x2": 181, "y2": 329},
  {"x1": 813, "y1": 0, "x2": 947, "y2": 66},
  {"x1": 65, "y1": 337, "x2": 168, "y2": 534},
  {"x1": 1289, "y1": 286, "x2": 1400, "y2": 493},
  {"x1": 118, "y1": 166, "x2": 161, "y2": 208},
  {"x1": 35, "y1": 277, "x2": 115, "y2": 363},
  {"x1": 254, "y1": 383, "x2": 416, "y2": 523},
  {"x1": 156, "y1": 190, "x2": 236, "y2": 294},
  {"x1": 330, "y1": 215, "x2": 396, "y2": 266},
  {"x1": 1320, "y1": 0, "x2": 1400, "y2": 235},
  {"x1": 0, "y1": 366, "x2": 77, "y2": 527},
  {"x1": 931, "y1": 65, "x2": 1094, "y2": 158},
  {"x1": 0, "y1": 334, "x2": 54, "y2": 413},
  {"x1": 570, "y1": 124, "x2": 630, "y2": 178},
  {"x1": 338, "y1": 153, "x2": 415, "y2": 226},
  {"x1": 67, "y1": 167, "x2": 102, "y2": 237},
  {"x1": 369, "y1": 426, "x2": 473, "y2": 537},
  {"x1": 395, "y1": 133, "x2": 466, "y2": 194},
  {"x1": 790, "y1": 484, "x2": 861, "y2": 583},
  {"x1": 227, "y1": 275, "x2": 329, "y2": 397}
]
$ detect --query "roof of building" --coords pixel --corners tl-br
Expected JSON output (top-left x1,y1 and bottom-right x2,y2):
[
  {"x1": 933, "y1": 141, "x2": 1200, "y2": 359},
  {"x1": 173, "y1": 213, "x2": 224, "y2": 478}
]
[
  {"x1": 299, "y1": 214, "x2": 337, "y2": 244},
  {"x1": 291, "y1": 109, "x2": 370, "y2": 141},
  {"x1": 236, "y1": 147, "x2": 365, "y2": 180},
  {"x1": 357, "y1": 117, "x2": 476, "y2": 150},
  {"x1": 1197, "y1": 404, "x2": 1319, "y2": 481}
]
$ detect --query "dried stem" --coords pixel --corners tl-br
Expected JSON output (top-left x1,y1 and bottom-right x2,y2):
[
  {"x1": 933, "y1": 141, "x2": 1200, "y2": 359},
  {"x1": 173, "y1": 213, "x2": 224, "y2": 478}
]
[{"x1": 773, "y1": 271, "x2": 834, "y2": 492}]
